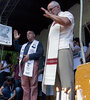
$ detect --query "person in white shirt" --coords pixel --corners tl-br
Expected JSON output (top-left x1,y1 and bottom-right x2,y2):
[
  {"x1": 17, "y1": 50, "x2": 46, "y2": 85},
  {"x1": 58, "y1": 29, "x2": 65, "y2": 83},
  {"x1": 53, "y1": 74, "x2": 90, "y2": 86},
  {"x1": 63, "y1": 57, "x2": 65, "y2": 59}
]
[
  {"x1": 41, "y1": 1, "x2": 75, "y2": 100},
  {"x1": 73, "y1": 37, "x2": 87, "y2": 74}
]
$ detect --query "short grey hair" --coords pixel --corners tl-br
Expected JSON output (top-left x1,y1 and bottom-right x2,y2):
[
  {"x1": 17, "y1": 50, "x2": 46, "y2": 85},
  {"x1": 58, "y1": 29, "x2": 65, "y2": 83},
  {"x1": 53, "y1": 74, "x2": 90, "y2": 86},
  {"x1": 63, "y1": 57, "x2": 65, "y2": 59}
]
[
  {"x1": 31, "y1": 31, "x2": 35, "y2": 34},
  {"x1": 31, "y1": 31, "x2": 36, "y2": 37},
  {"x1": 51, "y1": 1, "x2": 60, "y2": 9}
]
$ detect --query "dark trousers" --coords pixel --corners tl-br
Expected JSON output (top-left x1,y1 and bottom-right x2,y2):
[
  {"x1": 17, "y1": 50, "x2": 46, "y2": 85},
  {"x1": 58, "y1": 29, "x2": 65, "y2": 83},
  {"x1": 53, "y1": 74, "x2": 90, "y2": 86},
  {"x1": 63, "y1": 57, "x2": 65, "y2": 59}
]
[
  {"x1": 38, "y1": 82, "x2": 46, "y2": 100},
  {"x1": 15, "y1": 87, "x2": 23, "y2": 100},
  {"x1": 15, "y1": 79, "x2": 21, "y2": 87}
]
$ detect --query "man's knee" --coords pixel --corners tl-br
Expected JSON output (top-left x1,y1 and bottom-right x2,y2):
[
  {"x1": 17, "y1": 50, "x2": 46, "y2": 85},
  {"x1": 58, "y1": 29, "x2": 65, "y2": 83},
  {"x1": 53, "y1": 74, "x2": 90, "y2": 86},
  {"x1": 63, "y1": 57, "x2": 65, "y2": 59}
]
[
  {"x1": 2, "y1": 88, "x2": 10, "y2": 99},
  {"x1": 16, "y1": 87, "x2": 23, "y2": 94}
]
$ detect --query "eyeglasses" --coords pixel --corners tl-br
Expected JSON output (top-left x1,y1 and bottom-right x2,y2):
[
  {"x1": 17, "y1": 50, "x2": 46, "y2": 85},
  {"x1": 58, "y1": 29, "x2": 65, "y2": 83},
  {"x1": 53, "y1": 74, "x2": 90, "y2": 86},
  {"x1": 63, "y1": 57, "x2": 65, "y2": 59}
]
[{"x1": 48, "y1": 6, "x2": 57, "y2": 12}]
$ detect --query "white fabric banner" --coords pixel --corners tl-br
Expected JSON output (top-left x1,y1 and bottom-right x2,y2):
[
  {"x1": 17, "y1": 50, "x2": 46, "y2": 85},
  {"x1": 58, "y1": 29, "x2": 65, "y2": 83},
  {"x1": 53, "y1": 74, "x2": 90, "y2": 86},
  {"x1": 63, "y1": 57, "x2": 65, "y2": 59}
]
[
  {"x1": 19, "y1": 40, "x2": 39, "y2": 77},
  {"x1": 42, "y1": 22, "x2": 60, "y2": 94},
  {"x1": 23, "y1": 60, "x2": 34, "y2": 77}
]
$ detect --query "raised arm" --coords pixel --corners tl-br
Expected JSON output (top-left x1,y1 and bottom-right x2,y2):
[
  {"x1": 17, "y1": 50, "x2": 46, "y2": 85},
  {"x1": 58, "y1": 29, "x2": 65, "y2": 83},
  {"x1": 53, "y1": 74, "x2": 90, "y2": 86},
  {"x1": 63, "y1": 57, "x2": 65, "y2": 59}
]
[
  {"x1": 14, "y1": 30, "x2": 21, "y2": 40},
  {"x1": 13, "y1": 30, "x2": 22, "y2": 52},
  {"x1": 41, "y1": 7, "x2": 71, "y2": 26}
]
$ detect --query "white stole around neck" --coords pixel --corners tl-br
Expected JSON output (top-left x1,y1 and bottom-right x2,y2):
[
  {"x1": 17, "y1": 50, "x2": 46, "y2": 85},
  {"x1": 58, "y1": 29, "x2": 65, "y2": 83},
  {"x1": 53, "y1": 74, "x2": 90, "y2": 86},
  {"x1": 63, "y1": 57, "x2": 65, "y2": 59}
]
[
  {"x1": 42, "y1": 22, "x2": 60, "y2": 94},
  {"x1": 19, "y1": 40, "x2": 39, "y2": 77}
]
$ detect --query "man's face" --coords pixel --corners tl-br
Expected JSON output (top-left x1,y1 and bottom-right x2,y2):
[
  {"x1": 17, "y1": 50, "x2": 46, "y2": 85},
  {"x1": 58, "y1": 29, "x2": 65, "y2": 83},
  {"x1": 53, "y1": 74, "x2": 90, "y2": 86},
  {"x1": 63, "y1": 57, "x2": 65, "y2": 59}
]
[
  {"x1": 27, "y1": 31, "x2": 35, "y2": 41},
  {"x1": 73, "y1": 41, "x2": 79, "y2": 46},
  {"x1": 7, "y1": 81, "x2": 12, "y2": 86},
  {"x1": 47, "y1": 3, "x2": 59, "y2": 15}
]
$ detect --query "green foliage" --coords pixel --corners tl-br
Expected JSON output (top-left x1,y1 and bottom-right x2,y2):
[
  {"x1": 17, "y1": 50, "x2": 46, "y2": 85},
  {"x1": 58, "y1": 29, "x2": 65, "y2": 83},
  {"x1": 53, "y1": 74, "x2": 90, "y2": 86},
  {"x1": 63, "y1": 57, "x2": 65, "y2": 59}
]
[{"x1": 1, "y1": 50, "x2": 19, "y2": 65}]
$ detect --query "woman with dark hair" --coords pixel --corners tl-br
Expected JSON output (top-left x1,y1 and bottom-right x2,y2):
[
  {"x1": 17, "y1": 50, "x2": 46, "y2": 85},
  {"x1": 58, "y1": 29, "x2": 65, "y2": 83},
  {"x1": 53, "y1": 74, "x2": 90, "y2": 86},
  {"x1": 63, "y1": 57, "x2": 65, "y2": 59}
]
[{"x1": 0, "y1": 53, "x2": 12, "y2": 87}]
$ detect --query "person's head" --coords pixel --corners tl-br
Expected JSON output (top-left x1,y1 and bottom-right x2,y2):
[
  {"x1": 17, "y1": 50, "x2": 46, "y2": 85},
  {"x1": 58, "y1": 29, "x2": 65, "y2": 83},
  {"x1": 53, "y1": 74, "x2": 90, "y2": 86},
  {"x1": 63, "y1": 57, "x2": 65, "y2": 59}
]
[
  {"x1": 47, "y1": 1, "x2": 61, "y2": 15},
  {"x1": 5, "y1": 53, "x2": 12, "y2": 64},
  {"x1": 27, "y1": 30, "x2": 35, "y2": 42},
  {"x1": 6, "y1": 76, "x2": 14, "y2": 86},
  {"x1": 73, "y1": 37, "x2": 80, "y2": 46}
]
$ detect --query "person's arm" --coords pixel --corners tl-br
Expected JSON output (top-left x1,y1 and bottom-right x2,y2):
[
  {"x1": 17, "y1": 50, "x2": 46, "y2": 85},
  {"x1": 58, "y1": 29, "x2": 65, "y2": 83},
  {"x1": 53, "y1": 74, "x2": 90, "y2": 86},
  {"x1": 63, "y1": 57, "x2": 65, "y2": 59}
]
[
  {"x1": 13, "y1": 30, "x2": 22, "y2": 52},
  {"x1": 0, "y1": 67, "x2": 6, "y2": 70},
  {"x1": 23, "y1": 42, "x2": 44, "y2": 62},
  {"x1": 0, "y1": 63, "x2": 5, "y2": 70},
  {"x1": 0, "y1": 61, "x2": 6, "y2": 70},
  {"x1": 73, "y1": 48, "x2": 81, "y2": 54},
  {"x1": 0, "y1": 63, "x2": 13, "y2": 70},
  {"x1": 41, "y1": 7, "x2": 71, "y2": 26},
  {"x1": 0, "y1": 86, "x2": 4, "y2": 95},
  {"x1": 38, "y1": 68, "x2": 44, "y2": 76},
  {"x1": 0, "y1": 81, "x2": 7, "y2": 95},
  {"x1": 8, "y1": 90, "x2": 16, "y2": 100},
  {"x1": 14, "y1": 40, "x2": 22, "y2": 52}
]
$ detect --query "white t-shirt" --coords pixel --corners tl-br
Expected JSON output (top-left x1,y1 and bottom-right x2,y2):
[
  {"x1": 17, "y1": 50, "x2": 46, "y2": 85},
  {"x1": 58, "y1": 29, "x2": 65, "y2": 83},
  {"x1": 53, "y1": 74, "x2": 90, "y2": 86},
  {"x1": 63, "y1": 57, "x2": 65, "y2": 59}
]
[
  {"x1": 0, "y1": 60, "x2": 10, "y2": 73},
  {"x1": 58, "y1": 11, "x2": 74, "y2": 50}
]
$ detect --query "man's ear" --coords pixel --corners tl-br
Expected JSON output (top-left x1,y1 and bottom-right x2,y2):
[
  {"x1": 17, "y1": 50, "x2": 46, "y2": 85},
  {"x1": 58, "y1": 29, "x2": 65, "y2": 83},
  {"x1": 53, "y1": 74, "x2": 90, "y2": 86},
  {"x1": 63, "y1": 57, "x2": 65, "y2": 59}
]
[
  {"x1": 57, "y1": 5, "x2": 60, "y2": 10},
  {"x1": 34, "y1": 34, "x2": 35, "y2": 38}
]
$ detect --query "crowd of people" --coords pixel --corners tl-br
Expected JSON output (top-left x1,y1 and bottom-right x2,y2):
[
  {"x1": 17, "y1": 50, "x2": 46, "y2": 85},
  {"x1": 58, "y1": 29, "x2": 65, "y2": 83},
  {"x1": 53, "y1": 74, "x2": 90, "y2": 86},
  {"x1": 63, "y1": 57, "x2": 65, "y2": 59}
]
[
  {"x1": 0, "y1": 1, "x2": 90, "y2": 100},
  {"x1": 73, "y1": 37, "x2": 89, "y2": 74},
  {"x1": 0, "y1": 53, "x2": 23, "y2": 100}
]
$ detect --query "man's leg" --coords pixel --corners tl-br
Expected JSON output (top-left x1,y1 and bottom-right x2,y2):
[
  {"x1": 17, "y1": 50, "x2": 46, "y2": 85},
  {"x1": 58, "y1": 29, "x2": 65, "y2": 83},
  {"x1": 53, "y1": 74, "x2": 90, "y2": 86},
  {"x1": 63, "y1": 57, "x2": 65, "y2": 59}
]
[
  {"x1": 15, "y1": 87, "x2": 23, "y2": 100},
  {"x1": 30, "y1": 60, "x2": 39, "y2": 100},
  {"x1": 15, "y1": 79, "x2": 21, "y2": 87},
  {"x1": 37, "y1": 82, "x2": 41, "y2": 100},
  {"x1": 42, "y1": 92, "x2": 46, "y2": 100},
  {"x1": 2, "y1": 87, "x2": 10, "y2": 99},
  {"x1": 58, "y1": 48, "x2": 75, "y2": 100},
  {"x1": 21, "y1": 75, "x2": 30, "y2": 100}
]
